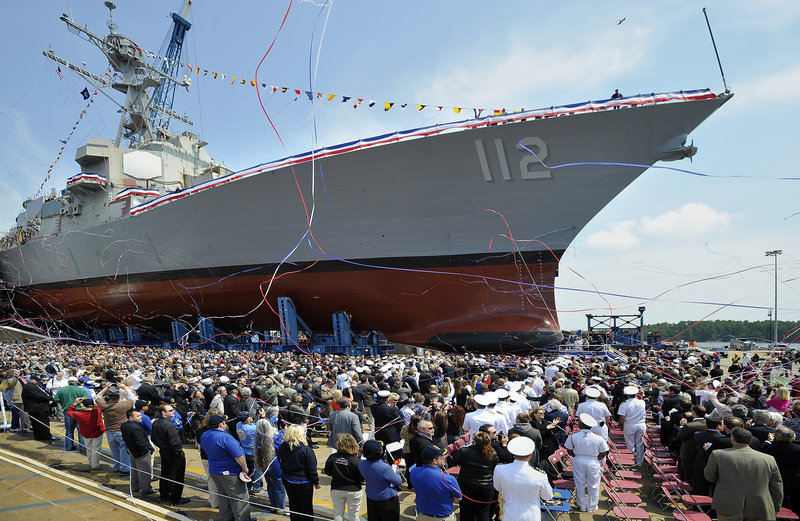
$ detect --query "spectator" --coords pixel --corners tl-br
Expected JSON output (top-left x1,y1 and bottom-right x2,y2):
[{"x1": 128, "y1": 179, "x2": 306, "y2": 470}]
[
  {"x1": 150, "y1": 403, "x2": 189, "y2": 507},
  {"x1": 324, "y1": 433, "x2": 364, "y2": 521},
  {"x1": 53, "y1": 376, "x2": 89, "y2": 451},
  {"x1": 492, "y1": 436, "x2": 553, "y2": 521},
  {"x1": 21, "y1": 374, "x2": 55, "y2": 442},
  {"x1": 361, "y1": 439, "x2": 402, "y2": 521},
  {"x1": 120, "y1": 408, "x2": 156, "y2": 496},
  {"x1": 326, "y1": 397, "x2": 363, "y2": 452},
  {"x1": 409, "y1": 445, "x2": 462, "y2": 521},
  {"x1": 95, "y1": 382, "x2": 134, "y2": 473},
  {"x1": 762, "y1": 425, "x2": 800, "y2": 514},
  {"x1": 200, "y1": 413, "x2": 252, "y2": 521},
  {"x1": 449, "y1": 431, "x2": 498, "y2": 521},
  {"x1": 66, "y1": 397, "x2": 106, "y2": 471},
  {"x1": 277, "y1": 424, "x2": 320, "y2": 521},
  {"x1": 255, "y1": 418, "x2": 286, "y2": 513},
  {"x1": 705, "y1": 427, "x2": 783, "y2": 520}
]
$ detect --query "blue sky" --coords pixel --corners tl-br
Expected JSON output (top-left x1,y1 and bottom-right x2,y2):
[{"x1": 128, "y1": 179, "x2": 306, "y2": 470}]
[{"x1": 1, "y1": 1, "x2": 798, "y2": 335}]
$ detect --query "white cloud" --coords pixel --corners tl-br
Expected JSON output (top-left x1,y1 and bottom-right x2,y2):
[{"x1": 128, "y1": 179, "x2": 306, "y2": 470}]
[
  {"x1": 725, "y1": 65, "x2": 800, "y2": 113},
  {"x1": 585, "y1": 203, "x2": 732, "y2": 250},
  {"x1": 418, "y1": 26, "x2": 653, "y2": 108}
]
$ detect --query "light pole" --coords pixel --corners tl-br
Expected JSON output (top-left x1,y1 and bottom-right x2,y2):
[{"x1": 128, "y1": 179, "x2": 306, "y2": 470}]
[{"x1": 765, "y1": 250, "x2": 782, "y2": 345}]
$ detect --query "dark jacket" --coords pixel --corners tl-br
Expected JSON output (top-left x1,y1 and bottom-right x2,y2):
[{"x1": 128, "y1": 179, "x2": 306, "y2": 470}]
[
  {"x1": 324, "y1": 451, "x2": 363, "y2": 491},
  {"x1": 277, "y1": 443, "x2": 319, "y2": 485},
  {"x1": 150, "y1": 417, "x2": 183, "y2": 455},
  {"x1": 762, "y1": 440, "x2": 800, "y2": 489},
  {"x1": 21, "y1": 382, "x2": 52, "y2": 416},
  {"x1": 407, "y1": 433, "x2": 434, "y2": 470},
  {"x1": 371, "y1": 402, "x2": 403, "y2": 443},
  {"x1": 508, "y1": 422, "x2": 542, "y2": 466},
  {"x1": 450, "y1": 444, "x2": 498, "y2": 488},
  {"x1": 121, "y1": 420, "x2": 154, "y2": 458}
]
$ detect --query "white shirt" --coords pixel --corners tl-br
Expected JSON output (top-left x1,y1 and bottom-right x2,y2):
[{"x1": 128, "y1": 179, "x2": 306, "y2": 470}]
[
  {"x1": 576, "y1": 399, "x2": 611, "y2": 425},
  {"x1": 493, "y1": 460, "x2": 553, "y2": 521},
  {"x1": 565, "y1": 429, "x2": 609, "y2": 458},
  {"x1": 617, "y1": 397, "x2": 646, "y2": 426}
]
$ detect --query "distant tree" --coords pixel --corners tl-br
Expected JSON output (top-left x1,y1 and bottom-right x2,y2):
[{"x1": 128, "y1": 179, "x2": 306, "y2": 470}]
[{"x1": 644, "y1": 320, "x2": 797, "y2": 343}]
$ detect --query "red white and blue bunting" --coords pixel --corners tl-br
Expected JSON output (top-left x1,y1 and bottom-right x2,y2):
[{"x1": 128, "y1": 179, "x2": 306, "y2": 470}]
[{"x1": 129, "y1": 88, "x2": 718, "y2": 217}]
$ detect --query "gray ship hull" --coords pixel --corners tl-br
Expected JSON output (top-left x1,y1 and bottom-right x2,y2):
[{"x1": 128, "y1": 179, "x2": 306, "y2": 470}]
[{"x1": 1, "y1": 93, "x2": 729, "y2": 351}]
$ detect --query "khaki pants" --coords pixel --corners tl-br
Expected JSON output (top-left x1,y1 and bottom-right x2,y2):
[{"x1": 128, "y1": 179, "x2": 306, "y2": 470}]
[{"x1": 416, "y1": 512, "x2": 455, "y2": 521}]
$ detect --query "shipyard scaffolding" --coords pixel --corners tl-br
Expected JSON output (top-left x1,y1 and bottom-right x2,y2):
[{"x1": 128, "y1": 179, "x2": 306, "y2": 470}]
[{"x1": 584, "y1": 306, "x2": 661, "y2": 350}]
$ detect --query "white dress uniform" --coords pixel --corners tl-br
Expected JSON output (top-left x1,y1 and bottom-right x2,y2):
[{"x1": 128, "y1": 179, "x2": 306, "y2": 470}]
[
  {"x1": 493, "y1": 439, "x2": 553, "y2": 521},
  {"x1": 575, "y1": 398, "x2": 611, "y2": 440},
  {"x1": 565, "y1": 427, "x2": 609, "y2": 512},
  {"x1": 617, "y1": 391, "x2": 647, "y2": 464}
]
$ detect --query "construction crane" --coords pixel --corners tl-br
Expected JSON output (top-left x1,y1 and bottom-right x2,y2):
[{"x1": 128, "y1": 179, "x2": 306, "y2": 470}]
[{"x1": 150, "y1": 1, "x2": 192, "y2": 135}]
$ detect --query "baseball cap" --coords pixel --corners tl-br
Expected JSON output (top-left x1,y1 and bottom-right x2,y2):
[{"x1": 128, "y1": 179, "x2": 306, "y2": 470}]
[{"x1": 420, "y1": 445, "x2": 448, "y2": 461}]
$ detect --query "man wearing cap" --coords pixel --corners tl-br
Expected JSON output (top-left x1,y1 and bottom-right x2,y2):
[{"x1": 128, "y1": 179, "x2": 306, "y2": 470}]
[
  {"x1": 66, "y1": 396, "x2": 106, "y2": 471},
  {"x1": 575, "y1": 387, "x2": 611, "y2": 440},
  {"x1": 135, "y1": 400, "x2": 153, "y2": 434},
  {"x1": 493, "y1": 436, "x2": 553, "y2": 521},
  {"x1": 121, "y1": 408, "x2": 157, "y2": 496},
  {"x1": 617, "y1": 385, "x2": 646, "y2": 465},
  {"x1": 372, "y1": 390, "x2": 403, "y2": 448},
  {"x1": 361, "y1": 439, "x2": 403, "y2": 521},
  {"x1": 464, "y1": 394, "x2": 506, "y2": 437},
  {"x1": 565, "y1": 413, "x2": 609, "y2": 513},
  {"x1": 201, "y1": 414, "x2": 252, "y2": 521},
  {"x1": 409, "y1": 445, "x2": 462, "y2": 521},
  {"x1": 21, "y1": 374, "x2": 56, "y2": 441},
  {"x1": 54, "y1": 376, "x2": 90, "y2": 451}
]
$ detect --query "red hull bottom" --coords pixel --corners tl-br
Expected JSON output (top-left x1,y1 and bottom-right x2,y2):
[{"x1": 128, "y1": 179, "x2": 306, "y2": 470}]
[{"x1": 11, "y1": 259, "x2": 562, "y2": 352}]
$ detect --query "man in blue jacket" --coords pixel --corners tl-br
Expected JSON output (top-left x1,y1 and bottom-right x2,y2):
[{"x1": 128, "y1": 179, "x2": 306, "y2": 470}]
[
  {"x1": 409, "y1": 445, "x2": 462, "y2": 521},
  {"x1": 360, "y1": 439, "x2": 403, "y2": 521}
]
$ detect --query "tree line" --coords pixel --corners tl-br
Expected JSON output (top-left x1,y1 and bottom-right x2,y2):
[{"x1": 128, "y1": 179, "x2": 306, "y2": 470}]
[{"x1": 643, "y1": 319, "x2": 799, "y2": 343}]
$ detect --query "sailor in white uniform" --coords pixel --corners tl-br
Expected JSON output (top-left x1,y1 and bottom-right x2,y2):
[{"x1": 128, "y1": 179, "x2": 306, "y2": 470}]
[
  {"x1": 463, "y1": 394, "x2": 506, "y2": 436},
  {"x1": 564, "y1": 413, "x2": 609, "y2": 513},
  {"x1": 492, "y1": 436, "x2": 553, "y2": 521},
  {"x1": 575, "y1": 387, "x2": 611, "y2": 440},
  {"x1": 617, "y1": 385, "x2": 647, "y2": 465}
]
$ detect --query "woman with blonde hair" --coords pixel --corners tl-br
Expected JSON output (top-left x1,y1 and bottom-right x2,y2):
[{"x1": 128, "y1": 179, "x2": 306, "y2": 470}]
[
  {"x1": 277, "y1": 424, "x2": 319, "y2": 521},
  {"x1": 324, "y1": 433, "x2": 364, "y2": 521},
  {"x1": 767, "y1": 385, "x2": 792, "y2": 413}
]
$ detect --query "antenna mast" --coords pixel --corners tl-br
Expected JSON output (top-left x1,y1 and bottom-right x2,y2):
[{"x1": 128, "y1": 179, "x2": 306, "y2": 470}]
[{"x1": 702, "y1": 8, "x2": 729, "y2": 93}]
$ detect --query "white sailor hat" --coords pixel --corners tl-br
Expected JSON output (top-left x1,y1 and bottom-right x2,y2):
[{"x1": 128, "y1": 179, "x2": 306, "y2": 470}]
[
  {"x1": 366, "y1": 360, "x2": 374, "y2": 365},
  {"x1": 591, "y1": 376, "x2": 603, "y2": 382},
  {"x1": 623, "y1": 385, "x2": 639, "y2": 396},
  {"x1": 495, "y1": 389, "x2": 509, "y2": 399},
  {"x1": 202, "y1": 377, "x2": 213, "y2": 385},
  {"x1": 579, "y1": 413, "x2": 598, "y2": 428},
  {"x1": 377, "y1": 390, "x2": 390, "y2": 398},
  {"x1": 507, "y1": 436, "x2": 536, "y2": 457},
  {"x1": 509, "y1": 393, "x2": 522, "y2": 402},
  {"x1": 219, "y1": 376, "x2": 230, "y2": 383},
  {"x1": 474, "y1": 394, "x2": 490, "y2": 406},
  {"x1": 484, "y1": 392, "x2": 498, "y2": 405},
  {"x1": 585, "y1": 387, "x2": 601, "y2": 398}
]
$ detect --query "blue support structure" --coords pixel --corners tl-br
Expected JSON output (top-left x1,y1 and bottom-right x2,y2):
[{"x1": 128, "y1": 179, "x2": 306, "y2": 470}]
[
  {"x1": 333, "y1": 312, "x2": 353, "y2": 346},
  {"x1": 91, "y1": 328, "x2": 107, "y2": 343},
  {"x1": 108, "y1": 328, "x2": 124, "y2": 343},
  {"x1": 150, "y1": 2, "x2": 192, "y2": 132},
  {"x1": 171, "y1": 321, "x2": 188, "y2": 343},
  {"x1": 126, "y1": 326, "x2": 141, "y2": 343}
]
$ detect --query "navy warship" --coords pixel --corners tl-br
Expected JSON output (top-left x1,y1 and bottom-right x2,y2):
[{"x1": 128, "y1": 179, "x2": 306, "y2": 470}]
[{"x1": 0, "y1": 3, "x2": 731, "y2": 352}]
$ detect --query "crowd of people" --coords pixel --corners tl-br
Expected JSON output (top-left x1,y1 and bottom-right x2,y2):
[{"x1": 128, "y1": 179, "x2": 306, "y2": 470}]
[{"x1": 1, "y1": 340, "x2": 799, "y2": 521}]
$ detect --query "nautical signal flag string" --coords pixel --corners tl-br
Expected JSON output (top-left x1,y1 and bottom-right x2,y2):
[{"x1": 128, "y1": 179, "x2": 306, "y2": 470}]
[
  {"x1": 35, "y1": 87, "x2": 98, "y2": 198},
  {"x1": 131, "y1": 47, "x2": 515, "y2": 116}
]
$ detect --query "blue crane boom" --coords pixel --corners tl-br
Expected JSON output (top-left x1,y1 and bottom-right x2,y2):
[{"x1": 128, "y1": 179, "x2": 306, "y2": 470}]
[{"x1": 150, "y1": 1, "x2": 192, "y2": 134}]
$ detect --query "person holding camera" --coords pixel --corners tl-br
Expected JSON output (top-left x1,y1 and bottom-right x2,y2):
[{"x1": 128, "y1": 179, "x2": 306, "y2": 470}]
[{"x1": 96, "y1": 381, "x2": 134, "y2": 473}]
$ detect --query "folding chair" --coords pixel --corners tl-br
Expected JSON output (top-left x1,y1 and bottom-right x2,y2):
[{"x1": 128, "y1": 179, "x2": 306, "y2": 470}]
[
  {"x1": 661, "y1": 484, "x2": 713, "y2": 521},
  {"x1": 601, "y1": 471, "x2": 642, "y2": 492},
  {"x1": 679, "y1": 491, "x2": 713, "y2": 513},
  {"x1": 547, "y1": 451, "x2": 575, "y2": 490}
]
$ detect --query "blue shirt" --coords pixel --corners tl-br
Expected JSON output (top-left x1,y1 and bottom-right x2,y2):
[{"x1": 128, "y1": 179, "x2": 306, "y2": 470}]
[
  {"x1": 237, "y1": 421, "x2": 256, "y2": 455},
  {"x1": 201, "y1": 428, "x2": 244, "y2": 475},
  {"x1": 409, "y1": 464, "x2": 462, "y2": 516},
  {"x1": 140, "y1": 413, "x2": 152, "y2": 435},
  {"x1": 360, "y1": 459, "x2": 402, "y2": 501}
]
